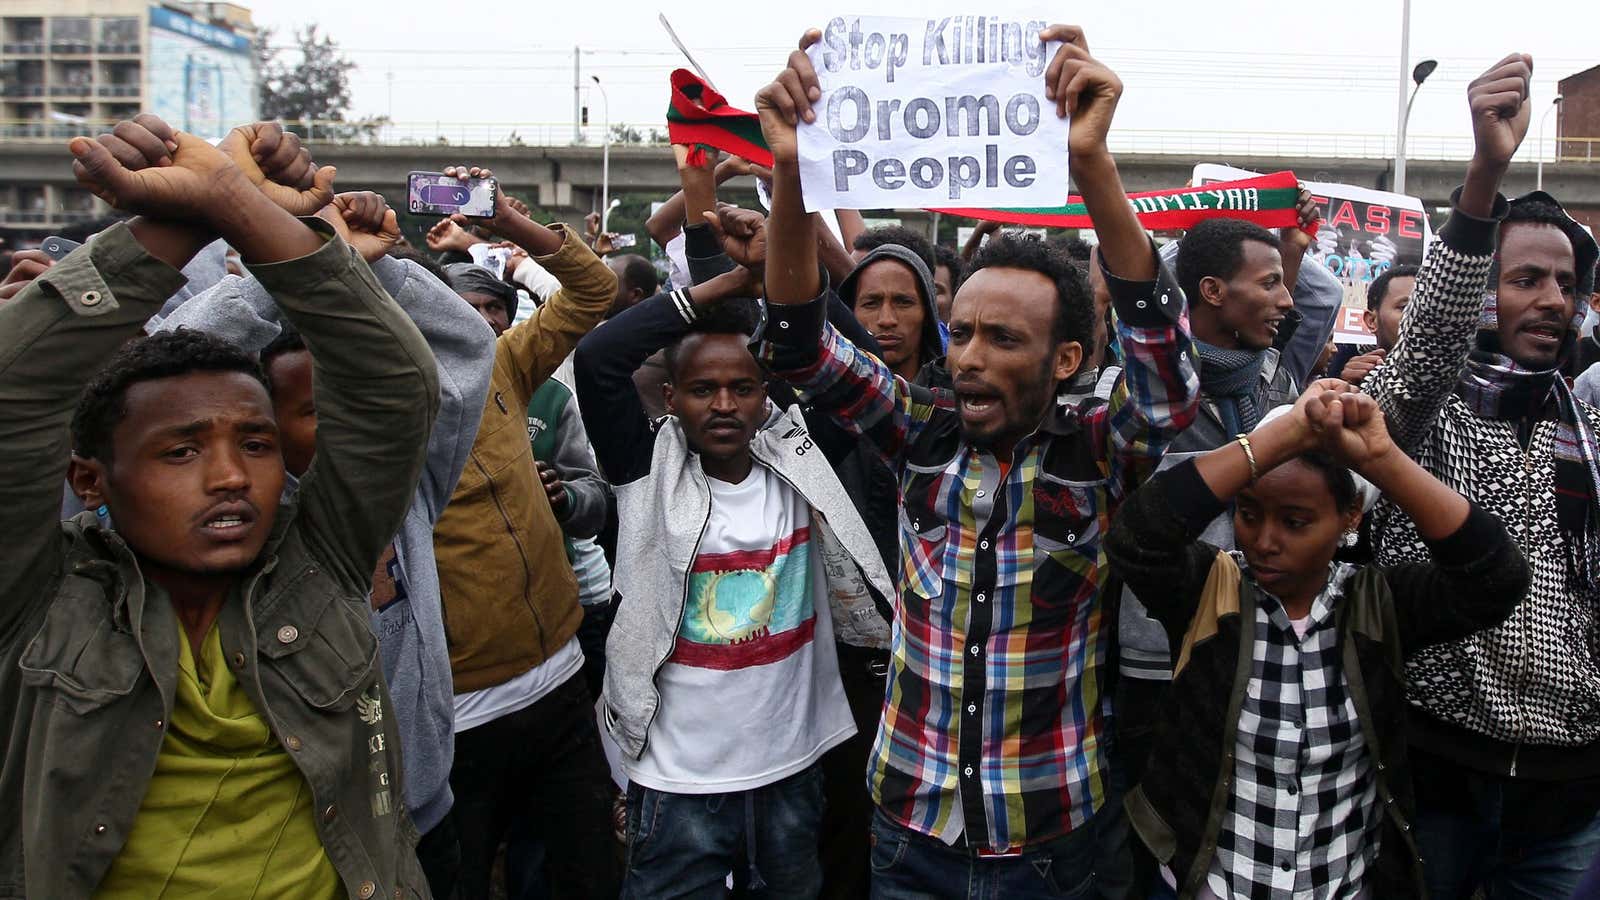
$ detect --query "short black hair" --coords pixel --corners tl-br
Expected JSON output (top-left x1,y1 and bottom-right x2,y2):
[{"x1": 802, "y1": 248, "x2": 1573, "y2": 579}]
[
  {"x1": 1176, "y1": 218, "x2": 1282, "y2": 305},
  {"x1": 933, "y1": 244, "x2": 965, "y2": 291},
  {"x1": 1496, "y1": 194, "x2": 1599, "y2": 299},
  {"x1": 1293, "y1": 450, "x2": 1361, "y2": 513},
  {"x1": 967, "y1": 234, "x2": 1093, "y2": 348},
  {"x1": 854, "y1": 226, "x2": 936, "y2": 274},
  {"x1": 71, "y1": 329, "x2": 268, "y2": 461},
  {"x1": 1049, "y1": 234, "x2": 1094, "y2": 265},
  {"x1": 1366, "y1": 263, "x2": 1420, "y2": 312},
  {"x1": 613, "y1": 253, "x2": 660, "y2": 296},
  {"x1": 259, "y1": 322, "x2": 308, "y2": 396},
  {"x1": 1505, "y1": 195, "x2": 1575, "y2": 233},
  {"x1": 387, "y1": 244, "x2": 448, "y2": 282},
  {"x1": 663, "y1": 298, "x2": 765, "y2": 383}
]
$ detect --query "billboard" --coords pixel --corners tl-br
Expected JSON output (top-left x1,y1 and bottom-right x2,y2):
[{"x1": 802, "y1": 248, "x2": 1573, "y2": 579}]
[
  {"x1": 1193, "y1": 163, "x2": 1434, "y2": 344},
  {"x1": 147, "y1": 7, "x2": 257, "y2": 141}
]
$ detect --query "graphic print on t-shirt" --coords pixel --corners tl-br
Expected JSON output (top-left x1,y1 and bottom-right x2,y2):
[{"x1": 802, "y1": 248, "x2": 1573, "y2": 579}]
[{"x1": 671, "y1": 526, "x2": 817, "y2": 670}]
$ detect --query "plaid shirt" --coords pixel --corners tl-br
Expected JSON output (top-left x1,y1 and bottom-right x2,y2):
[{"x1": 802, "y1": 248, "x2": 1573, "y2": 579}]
[
  {"x1": 765, "y1": 249, "x2": 1197, "y2": 851},
  {"x1": 1211, "y1": 557, "x2": 1381, "y2": 899}
]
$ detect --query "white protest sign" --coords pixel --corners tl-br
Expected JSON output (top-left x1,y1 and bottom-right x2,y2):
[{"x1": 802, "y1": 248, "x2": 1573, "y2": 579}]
[{"x1": 797, "y1": 14, "x2": 1068, "y2": 212}]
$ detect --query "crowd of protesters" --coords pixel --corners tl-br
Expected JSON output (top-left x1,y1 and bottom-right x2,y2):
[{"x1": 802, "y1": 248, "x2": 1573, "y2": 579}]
[{"x1": 1, "y1": 22, "x2": 1598, "y2": 900}]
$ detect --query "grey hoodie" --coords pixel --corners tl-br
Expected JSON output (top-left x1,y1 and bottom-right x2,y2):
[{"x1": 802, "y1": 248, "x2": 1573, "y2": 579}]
[
  {"x1": 151, "y1": 254, "x2": 496, "y2": 834},
  {"x1": 838, "y1": 244, "x2": 949, "y2": 379}
]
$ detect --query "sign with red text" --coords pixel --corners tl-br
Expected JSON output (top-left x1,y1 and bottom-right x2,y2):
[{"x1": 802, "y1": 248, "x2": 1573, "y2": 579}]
[
  {"x1": 798, "y1": 14, "x2": 1070, "y2": 212},
  {"x1": 1193, "y1": 163, "x2": 1433, "y2": 344}
]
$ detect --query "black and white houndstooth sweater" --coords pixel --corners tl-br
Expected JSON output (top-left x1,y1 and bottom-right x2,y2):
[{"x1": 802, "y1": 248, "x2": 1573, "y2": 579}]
[{"x1": 1367, "y1": 197, "x2": 1600, "y2": 776}]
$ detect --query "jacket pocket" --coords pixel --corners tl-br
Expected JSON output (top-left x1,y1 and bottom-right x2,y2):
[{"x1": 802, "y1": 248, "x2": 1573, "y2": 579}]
[
  {"x1": 1123, "y1": 786, "x2": 1178, "y2": 866},
  {"x1": 1030, "y1": 475, "x2": 1101, "y2": 610},
  {"x1": 18, "y1": 577, "x2": 144, "y2": 714},
  {"x1": 899, "y1": 496, "x2": 947, "y2": 602},
  {"x1": 258, "y1": 567, "x2": 378, "y2": 712}
]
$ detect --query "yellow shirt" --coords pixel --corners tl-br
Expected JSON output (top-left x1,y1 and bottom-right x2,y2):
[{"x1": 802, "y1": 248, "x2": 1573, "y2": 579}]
[{"x1": 96, "y1": 622, "x2": 342, "y2": 899}]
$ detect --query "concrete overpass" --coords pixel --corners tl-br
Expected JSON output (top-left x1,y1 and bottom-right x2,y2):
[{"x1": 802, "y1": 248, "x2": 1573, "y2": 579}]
[{"x1": 3, "y1": 140, "x2": 1599, "y2": 232}]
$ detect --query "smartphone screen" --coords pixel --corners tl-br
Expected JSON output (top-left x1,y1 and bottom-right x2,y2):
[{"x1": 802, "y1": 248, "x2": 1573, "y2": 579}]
[
  {"x1": 407, "y1": 171, "x2": 498, "y2": 218},
  {"x1": 610, "y1": 234, "x2": 637, "y2": 250},
  {"x1": 39, "y1": 236, "x2": 81, "y2": 261}
]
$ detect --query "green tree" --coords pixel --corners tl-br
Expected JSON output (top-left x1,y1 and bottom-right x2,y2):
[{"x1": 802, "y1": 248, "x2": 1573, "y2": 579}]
[
  {"x1": 610, "y1": 123, "x2": 644, "y2": 145},
  {"x1": 256, "y1": 25, "x2": 387, "y2": 142}
]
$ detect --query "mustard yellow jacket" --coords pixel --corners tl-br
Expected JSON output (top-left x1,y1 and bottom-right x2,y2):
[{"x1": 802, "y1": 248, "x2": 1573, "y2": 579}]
[{"x1": 432, "y1": 225, "x2": 616, "y2": 692}]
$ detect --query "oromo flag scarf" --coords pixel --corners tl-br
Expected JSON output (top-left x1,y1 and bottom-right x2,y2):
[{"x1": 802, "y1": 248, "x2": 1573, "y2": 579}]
[
  {"x1": 666, "y1": 68, "x2": 772, "y2": 169},
  {"x1": 664, "y1": 69, "x2": 1308, "y2": 232}
]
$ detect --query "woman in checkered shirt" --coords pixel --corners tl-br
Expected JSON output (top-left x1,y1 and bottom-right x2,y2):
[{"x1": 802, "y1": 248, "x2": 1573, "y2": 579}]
[{"x1": 1105, "y1": 380, "x2": 1529, "y2": 899}]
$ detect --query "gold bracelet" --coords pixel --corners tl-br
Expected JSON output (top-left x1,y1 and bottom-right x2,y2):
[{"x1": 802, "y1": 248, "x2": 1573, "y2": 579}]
[{"x1": 1234, "y1": 434, "x2": 1258, "y2": 483}]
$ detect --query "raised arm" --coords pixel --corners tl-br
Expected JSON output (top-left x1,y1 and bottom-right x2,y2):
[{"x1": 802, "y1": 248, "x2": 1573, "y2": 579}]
[
  {"x1": 367, "y1": 255, "x2": 495, "y2": 524},
  {"x1": 1105, "y1": 457, "x2": 1238, "y2": 642},
  {"x1": 0, "y1": 217, "x2": 194, "y2": 640},
  {"x1": 574, "y1": 267, "x2": 757, "y2": 485},
  {"x1": 446, "y1": 166, "x2": 617, "y2": 405},
  {"x1": 647, "y1": 155, "x2": 771, "y2": 250},
  {"x1": 1050, "y1": 28, "x2": 1198, "y2": 484},
  {"x1": 752, "y1": 31, "x2": 940, "y2": 463},
  {"x1": 1367, "y1": 54, "x2": 1528, "y2": 451},
  {"x1": 1305, "y1": 383, "x2": 1527, "y2": 648},
  {"x1": 0, "y1": 117, "x2": 331, "y2": 635}
]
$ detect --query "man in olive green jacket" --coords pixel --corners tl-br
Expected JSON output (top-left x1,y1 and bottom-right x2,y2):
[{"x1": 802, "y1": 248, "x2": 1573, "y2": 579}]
[{"x1": 0, "y1": 118, "x2": 439, "y2": 899}]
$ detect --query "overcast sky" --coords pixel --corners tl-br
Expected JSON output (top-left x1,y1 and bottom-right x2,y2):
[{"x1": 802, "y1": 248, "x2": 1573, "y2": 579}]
[{"x1": 246, "y1": 0, "x2": 1596, "y2": 160}]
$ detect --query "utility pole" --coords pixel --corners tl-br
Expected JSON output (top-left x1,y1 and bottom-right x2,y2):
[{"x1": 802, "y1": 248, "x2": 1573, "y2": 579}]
[
  {"x1": 569, "y1": 44, "x2": 582, "y2": 143},
  {"x1": 1393, "y1": 0, "x2": 1411, "y2": 194}
]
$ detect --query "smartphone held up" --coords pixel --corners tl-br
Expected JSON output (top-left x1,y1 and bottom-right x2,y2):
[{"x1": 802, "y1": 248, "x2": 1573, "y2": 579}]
[{"x1": 408, "y1": 171, "x2": 498, "y2": 218}]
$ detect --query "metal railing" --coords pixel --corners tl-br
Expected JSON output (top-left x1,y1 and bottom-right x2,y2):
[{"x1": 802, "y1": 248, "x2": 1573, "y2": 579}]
[
  {"x1": 0, "y1": 117, "x2": 1597, "y2": 164},
  {"x1": 0, "y1": 209, "x2": 98, "y2": 225}
]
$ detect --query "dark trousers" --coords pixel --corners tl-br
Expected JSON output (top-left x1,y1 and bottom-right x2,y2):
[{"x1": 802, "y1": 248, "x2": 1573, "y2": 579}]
[
  {"x1": 820, "y1": 642, "x2": 891, "y2": 900},
  {"x1": 1111, "y1": 675, "x2": 1173, "y2": 900},
  {"x1": 415, "y1": 811, "x2": 461, "y2": 900},
  {"x1": 868, "y1": 807, "x2": 1113, "y2": 900},
  {"x1": 621, "y1": 762, "x2": 827, "y2": 900},
  {"x1": 1414, "y1": 756, "x2": 1600, "y2": 899},
  {"x1": 447, "y1": 670, "x2": 621, "y2": 900}
]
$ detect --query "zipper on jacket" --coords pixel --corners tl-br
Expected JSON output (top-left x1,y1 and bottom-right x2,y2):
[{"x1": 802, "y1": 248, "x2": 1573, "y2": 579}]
[
  {"x1": 1510, "y1": 443, "x2": 1536, "y2": 777},
  {"x1": 754, "y1": 444, "x2": 890, "y2": 600},
  {"x1": 639, "y1": 463, "x2": 713, "y2": 757}
]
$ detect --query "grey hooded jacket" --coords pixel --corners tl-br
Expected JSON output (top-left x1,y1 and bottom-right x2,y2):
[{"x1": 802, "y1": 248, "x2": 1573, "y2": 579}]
[
  {"x1": 151, "y1": 254, "x2": 496, "y2": 833},
  {"x1": 839, "y1": 243, "x2": 950, "y2": 384},
  {"x1": 573, "y1": 285, "x2": 897, "y2": 761}
]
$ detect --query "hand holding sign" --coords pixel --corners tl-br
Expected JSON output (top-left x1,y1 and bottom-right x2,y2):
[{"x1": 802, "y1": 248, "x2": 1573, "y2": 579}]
[
  {"x1": 755, "y1": 30, "x2": 824, "y2": 167},
  {"x1": 1040, "y1": 26, "x2": 1120, "y2": 162}
]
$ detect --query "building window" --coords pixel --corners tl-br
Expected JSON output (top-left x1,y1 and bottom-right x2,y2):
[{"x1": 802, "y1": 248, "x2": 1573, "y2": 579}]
[
  {"x1": 98, "y1": 17, "x2": 140, "y2": 54},
  {"x1": 49, "y1": 17, "x2": 91, "y2": 53}
]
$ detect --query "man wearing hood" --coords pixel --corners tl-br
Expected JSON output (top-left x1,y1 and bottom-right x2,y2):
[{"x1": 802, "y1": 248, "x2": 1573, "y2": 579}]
[
  {"x1": 1365, "y1": 54, "x2": 1600, "y2": 898},
  {"x1": 843, "y1": 244, "x2": 951, "y2": 390}
]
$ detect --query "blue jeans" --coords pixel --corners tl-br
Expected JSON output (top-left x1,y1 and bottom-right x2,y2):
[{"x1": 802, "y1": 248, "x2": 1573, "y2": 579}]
[
  {"x1": 868, "y1": 808, "x2": 1108, "y2": 900},
  {"x1": 1415, "y1": 774, "x2": 1600, "y2": 899},
  {"x1": 621, "y1": 761, "x2": 826, "y2": 900}
]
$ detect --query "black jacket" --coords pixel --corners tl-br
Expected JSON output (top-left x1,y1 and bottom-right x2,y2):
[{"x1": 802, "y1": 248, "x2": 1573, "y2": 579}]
[{"x1": 1107, "y1": 460, "x2": 1529, "y2": 900}]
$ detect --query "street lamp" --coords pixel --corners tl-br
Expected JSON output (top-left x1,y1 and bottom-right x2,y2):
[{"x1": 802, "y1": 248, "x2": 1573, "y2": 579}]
[
  {"x1": 1394, "y1": 57, "x2": 1438, "y2": 195},
  {"x1": 591, "y1": 75, "x2": 610, "y2": 236},
  {"x1": 1538, "y1": 96, "x2": 1564, "y2": 191},
  {"x1": 602, "y1": 197, "x2": 622, "y2": 237}
]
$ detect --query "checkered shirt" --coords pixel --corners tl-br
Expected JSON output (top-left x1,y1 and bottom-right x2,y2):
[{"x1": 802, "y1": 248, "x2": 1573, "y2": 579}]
[
  {"x1": 766, "y1": 257, "x2": 1198, "y2": 851},
  {"x1": 1208, "y1": 558, "x2": 1381, "y2": 900}
]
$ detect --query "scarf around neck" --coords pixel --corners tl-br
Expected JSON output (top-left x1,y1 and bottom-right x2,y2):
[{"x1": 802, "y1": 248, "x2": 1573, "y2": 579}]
[
  {"x1": 1457, "y1": 301, "x2": 1600, "y2": 581},
  {"x1": 1197, "y1": 340, "x2": 1268, "y2": 435}
]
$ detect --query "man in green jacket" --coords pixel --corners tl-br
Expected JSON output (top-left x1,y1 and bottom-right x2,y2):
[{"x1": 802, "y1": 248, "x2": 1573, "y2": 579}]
[{"x1": 0, "y1": 114, "x2": 440, "y2": 898}]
